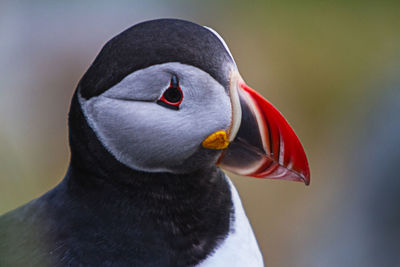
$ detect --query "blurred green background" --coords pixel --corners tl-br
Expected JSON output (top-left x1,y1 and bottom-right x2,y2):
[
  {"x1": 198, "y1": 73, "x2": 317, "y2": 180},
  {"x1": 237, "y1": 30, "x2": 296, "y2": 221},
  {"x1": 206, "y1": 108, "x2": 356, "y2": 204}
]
[{"x1": 1, "y1": 0, "x2": 400, "y2": 266}]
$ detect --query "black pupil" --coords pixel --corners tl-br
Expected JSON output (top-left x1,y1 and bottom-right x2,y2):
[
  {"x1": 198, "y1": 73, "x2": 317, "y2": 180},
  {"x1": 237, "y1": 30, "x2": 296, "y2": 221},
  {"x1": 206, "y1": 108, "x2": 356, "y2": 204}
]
[{"x1": 164, "y1": 87, "x2": 181, "y2": 103}]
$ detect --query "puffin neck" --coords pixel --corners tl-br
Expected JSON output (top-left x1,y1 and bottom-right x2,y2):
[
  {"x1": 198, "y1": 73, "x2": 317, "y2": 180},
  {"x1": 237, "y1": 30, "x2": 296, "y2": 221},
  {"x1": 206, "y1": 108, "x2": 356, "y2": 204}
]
[{"x1": 66, "y1": 92, "x2": 233, "y2": 265}]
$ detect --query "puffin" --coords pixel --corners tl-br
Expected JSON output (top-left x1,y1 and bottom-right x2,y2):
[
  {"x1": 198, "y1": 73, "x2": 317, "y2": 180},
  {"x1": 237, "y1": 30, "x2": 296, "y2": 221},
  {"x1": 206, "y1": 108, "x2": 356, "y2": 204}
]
[{"x1": 0, "y1": 19, "x2": 310, "y2": 267}]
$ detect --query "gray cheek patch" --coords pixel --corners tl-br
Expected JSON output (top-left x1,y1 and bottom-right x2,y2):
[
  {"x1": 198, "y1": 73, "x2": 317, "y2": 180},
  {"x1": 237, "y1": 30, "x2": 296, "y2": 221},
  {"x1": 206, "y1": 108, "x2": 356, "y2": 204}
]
[{"x1": 79, "y1": 63, "x2": 232, "y2": 173}]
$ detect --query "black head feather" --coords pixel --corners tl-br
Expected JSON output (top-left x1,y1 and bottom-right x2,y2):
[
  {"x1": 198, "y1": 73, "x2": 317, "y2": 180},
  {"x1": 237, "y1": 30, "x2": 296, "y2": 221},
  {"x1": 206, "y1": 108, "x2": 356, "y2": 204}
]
[{"x1": 79, "y1": 18, "x2": 234, "y2": 99}]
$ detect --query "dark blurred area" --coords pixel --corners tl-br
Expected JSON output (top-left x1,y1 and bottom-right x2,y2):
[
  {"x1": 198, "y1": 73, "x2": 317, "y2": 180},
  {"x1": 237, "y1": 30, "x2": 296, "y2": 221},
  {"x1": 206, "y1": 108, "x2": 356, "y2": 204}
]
[
  {"x1": 299, "y1": 71, "x2": 400, "y2": 266},
  {"x1": 1, "y1": 0, "x2": 399, "y2": 266}
]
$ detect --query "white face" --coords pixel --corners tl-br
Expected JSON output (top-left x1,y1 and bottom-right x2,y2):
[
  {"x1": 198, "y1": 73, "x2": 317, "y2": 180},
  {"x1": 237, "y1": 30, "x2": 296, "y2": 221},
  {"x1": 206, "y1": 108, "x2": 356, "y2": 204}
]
[{"x1": 79, "y1": 62, "x2": 233, "y2": 173}]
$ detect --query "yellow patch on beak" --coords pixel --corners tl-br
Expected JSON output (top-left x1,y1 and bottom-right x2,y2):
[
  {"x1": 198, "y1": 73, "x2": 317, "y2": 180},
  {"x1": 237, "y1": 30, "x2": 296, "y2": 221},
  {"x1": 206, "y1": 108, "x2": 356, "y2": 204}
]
[{"x1": 202, "y1": 130, "x2": 230, "y2": 150}]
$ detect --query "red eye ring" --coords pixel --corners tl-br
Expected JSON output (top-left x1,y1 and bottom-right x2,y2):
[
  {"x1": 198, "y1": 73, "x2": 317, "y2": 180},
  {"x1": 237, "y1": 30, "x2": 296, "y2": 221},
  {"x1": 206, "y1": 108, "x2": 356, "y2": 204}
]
[{"x1": 157, "y1": 75, "x2": 183, "y2": 110}]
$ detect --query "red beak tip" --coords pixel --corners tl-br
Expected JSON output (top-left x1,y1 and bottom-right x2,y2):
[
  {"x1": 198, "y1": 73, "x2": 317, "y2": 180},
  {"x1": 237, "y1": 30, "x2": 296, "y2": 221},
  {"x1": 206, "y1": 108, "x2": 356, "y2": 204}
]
[
  {"x1": 303, "y1": 177, "x2": 310, "y2": 186},
  {"x1": 298, "y1": 168, "x2": 310, "y2": 186}
]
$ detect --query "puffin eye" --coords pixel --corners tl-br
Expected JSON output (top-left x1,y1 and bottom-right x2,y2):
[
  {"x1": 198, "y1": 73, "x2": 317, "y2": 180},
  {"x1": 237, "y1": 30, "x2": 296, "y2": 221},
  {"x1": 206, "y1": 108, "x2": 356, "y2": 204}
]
[{"x1": 157, "y1": 75, "x2": 183, "y2": 110}]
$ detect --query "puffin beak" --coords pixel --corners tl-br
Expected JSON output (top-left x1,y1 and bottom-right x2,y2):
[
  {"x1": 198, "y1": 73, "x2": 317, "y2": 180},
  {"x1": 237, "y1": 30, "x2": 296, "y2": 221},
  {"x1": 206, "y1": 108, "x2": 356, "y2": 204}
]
[{"x1": 219, "y1": 72, "x2": 310, "y2": 185}]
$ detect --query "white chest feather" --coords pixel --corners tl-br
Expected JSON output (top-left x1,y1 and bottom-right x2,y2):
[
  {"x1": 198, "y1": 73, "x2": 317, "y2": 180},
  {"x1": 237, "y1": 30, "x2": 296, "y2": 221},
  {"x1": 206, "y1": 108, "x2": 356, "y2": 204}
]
[{"x1": 198, "y1": 176, "x2": 264, "y2": 267}]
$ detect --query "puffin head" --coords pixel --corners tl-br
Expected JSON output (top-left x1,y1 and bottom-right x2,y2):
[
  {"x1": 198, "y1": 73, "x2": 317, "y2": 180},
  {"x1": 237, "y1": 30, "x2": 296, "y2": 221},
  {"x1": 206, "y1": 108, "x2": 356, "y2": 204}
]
[{"x1": 72, "y1": 19, "x2": 310, "y2": 184}]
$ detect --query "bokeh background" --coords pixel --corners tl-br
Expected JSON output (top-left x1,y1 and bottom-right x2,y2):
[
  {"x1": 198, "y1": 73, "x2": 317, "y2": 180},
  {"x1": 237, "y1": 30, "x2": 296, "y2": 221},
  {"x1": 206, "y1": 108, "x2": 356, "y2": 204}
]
[{"x1": 1, "y1": 0, "x2": 400, "y2": 266}]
